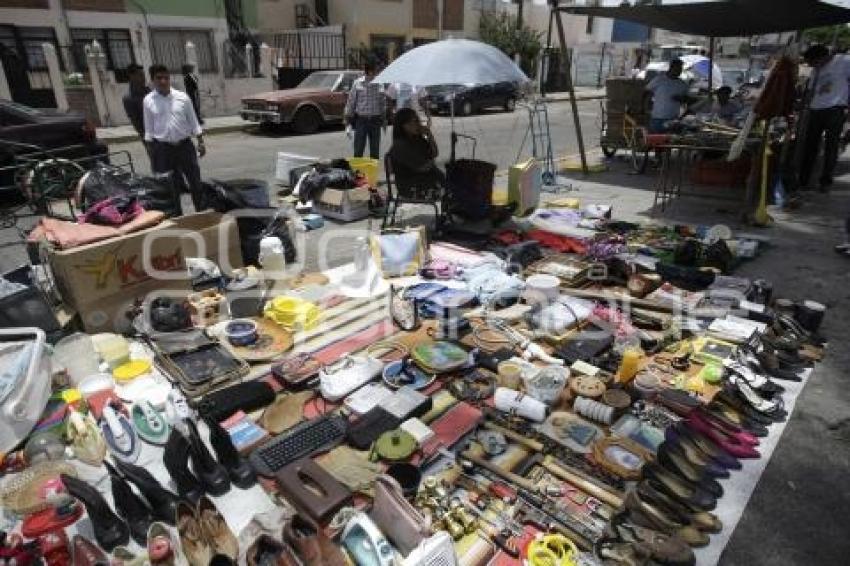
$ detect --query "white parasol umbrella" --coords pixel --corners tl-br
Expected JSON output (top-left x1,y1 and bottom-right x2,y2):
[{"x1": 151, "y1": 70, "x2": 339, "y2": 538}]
[
  {"x1": 681, "y1": 54, "x2": 724, "y2": 90},
  {"x1": 374, "y1": 39, "x2": 529, "y2": 87},
  {"x1": 374, "y1": 39, "x2": 530, "y2": 161}
]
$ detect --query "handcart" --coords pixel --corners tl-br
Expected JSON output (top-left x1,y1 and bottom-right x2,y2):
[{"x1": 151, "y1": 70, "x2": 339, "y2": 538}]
[{"x1": 598, "y1": 78, "x2": 651, "y2": 174}]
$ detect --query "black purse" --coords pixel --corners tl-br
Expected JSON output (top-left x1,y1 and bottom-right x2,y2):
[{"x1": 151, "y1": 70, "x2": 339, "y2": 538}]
[{"x1": 197, "y1": 380, "x2": 276, "y2": 421}]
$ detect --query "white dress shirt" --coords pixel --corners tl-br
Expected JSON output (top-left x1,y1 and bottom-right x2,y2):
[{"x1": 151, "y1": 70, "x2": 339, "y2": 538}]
[{"x1": 143, "y1": 88, "x2": 203, "y2": 143}]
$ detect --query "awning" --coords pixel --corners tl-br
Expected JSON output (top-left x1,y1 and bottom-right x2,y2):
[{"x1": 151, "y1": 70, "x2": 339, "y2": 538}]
[{"x1": 558, "y1": 0, "x2": 850, "y2": 38}]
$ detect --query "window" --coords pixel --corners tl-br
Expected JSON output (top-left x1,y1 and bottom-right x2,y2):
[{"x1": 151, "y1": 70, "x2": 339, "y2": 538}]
[
  {"x1": 586, "y1": 16, "x2": 595, "y2": 35},
  {"x1": 151, "y1": 29, "x2": 217, "y2": 73},
  {"x1": 70, "y1": 28, "x2": 134, "y2": 79},
  {"x1": 17, "y1": 27, "x2": 61, "y2": 71}
]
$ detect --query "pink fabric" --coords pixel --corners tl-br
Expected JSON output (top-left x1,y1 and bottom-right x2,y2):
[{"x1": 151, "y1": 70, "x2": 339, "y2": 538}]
[
  {"x1": 28, "y1": 210, "x2": 165, "y2": 250},
  {"x1": 80, "y1": 196, "x2": 144, "y2": 226}
]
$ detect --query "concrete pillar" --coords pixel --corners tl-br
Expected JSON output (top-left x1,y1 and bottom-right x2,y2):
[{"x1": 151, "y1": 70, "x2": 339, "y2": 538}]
[
  {"x1": 245, "y1": 43, "x2": 254, "y2": 77},
  {"x1": 260, "y1": 43, "x2": 272, "y2": 79},
  {"x1": 43, "y1": 43, "x2": 68, "y2": 111},
  {"x1": 0, "y1": 58, "x2": 11, "y2": 101},
  {"x1": 86, "y1": 41, "x2": 111, "y2": 126},
  {"x1": 185, "y1": 41, "x2": 198, "y2": 68}
]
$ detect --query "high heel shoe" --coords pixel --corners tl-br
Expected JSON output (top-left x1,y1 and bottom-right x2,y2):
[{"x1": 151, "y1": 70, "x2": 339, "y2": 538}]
[
  {"x1": 642, "y1": 464, "x2": 717, "y2": 511},
  {"x1": 656, "y1": 443, "x2": 724, "y2": 498},
  {"x1": 667, "y1": 424, "x2": 741, "y2": 470},
  {"x1": 205, "y1": 416, "x2": 256, "y2": 489},
  {"x1": 692, "y1": 409, "x2": 759, "y2": 446},
  {"x1": 61, "y1": 474, "x2": 129, "y2": 552},
  {"x1": 114, "y1": 460, "x2": 179, "y2": 525},
  {"x1": 185, "y1": 419, "x2": 230, "y2": 496},
  {"x1": 624, "y1": 489, "x2": 709, "y2": 548},
  {"x1": 637, "y1": 480, "x2": 722, "y2": 533},
  {"x1": 704, "y1": 403, "x2": 769, "y2": 438},
  {"x1": 685, "y1": 414, "x2": 760, "y2": 459},
  {"x1": 104, "y1": 462, "x2": 152, "y2": 546},
  {"x1": 163, "y1": 429, "x2": 204, "y2": 504}
]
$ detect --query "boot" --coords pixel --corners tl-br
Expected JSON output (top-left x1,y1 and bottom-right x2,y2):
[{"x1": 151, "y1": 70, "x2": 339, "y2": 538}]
[
  {"x1": 104, "y1": 461, "x2": 153, "y2": 546},
  {"x1": 205, "y1": 416, "x2": 256, "y2": 489},
  {"x1": 185, "y1": 419, "x2": 230, "y2": 496},
  {"x1": 163, "y1": 429, "x2": 204, "y2": 503},
  {"x1": 61, "y1": 474, "x2": 129, "y2": 552},
  {"x1": 115, "y1": 460, "x2": 179, "y2": 525}
]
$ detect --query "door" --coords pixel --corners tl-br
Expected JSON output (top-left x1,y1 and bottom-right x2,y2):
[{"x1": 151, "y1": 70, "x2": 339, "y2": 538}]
[{"x1": 324, "y1": 72, "x2": 357, "y2": 120}]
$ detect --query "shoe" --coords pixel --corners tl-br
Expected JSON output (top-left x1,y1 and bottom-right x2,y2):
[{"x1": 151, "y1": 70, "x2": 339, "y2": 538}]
[
  {"x1": 284, "y1": 515, "x2": 348, "y2": 566},
  {"x1": 595, "y1": 536, "x2": 651, "y2": 565},
  {"x1": 704, "y1": 403, "x2": 769, "y2": 438},
  {"x1": 176, "y1": 501, "x2": 213, "y2": 566},
  {"x1": 684, "y1": 413, "x2": 760, "y2": 459},
  {"x1": 624, "y1": 490, "x2": 709, "y2": 547},
  {"x1": 246, "y1": 535, "x2": 301, "y2": 566},
  {"x1": 71, "y1": 534, "x2": 111, "y2": 566},
  {"x1": 147, "y1": 522, "x2": 178, "y2": 566},
  {"x1": 667, "y1": 424, "x2": 741, "y2": 471},
  {"x1": 205, "y1": 416, "x2": 256, "y2": 489},
  {"x1": 104, "y1": 461, "x2": 153, "y2": 546},
  {"x1": 692, "y1": 409, "x2": 760, "y2": 447},
  {"x1": 163, "y1": 429, "x2": 204, "y2": 504},
  {"x1": 713, "y1": 391, "x2": 776, "y2": 427},
  {"x1": 114, "y1": 460, "x2": 179, "y2": 525},
  {"x1": 656, "y1": 443, "x2": 723, "y2": 499},
  {"x1": 610, "y1": 513, "x2": 695, "y2": 565},
  {"x1": 66, "y1": 409, "x2": 106, "y2": 466},
  {"x1": 664, "y1": 432, "x2": 730, "y2": 478},
  {"x1": 198, "y1": 496, "x2": 239, "y2": 561},
  {"x1": 643, "y1": 464, "x2": 717, "y2": 511},
  {"x1": 637, "y1": 480, "x2": 722, "y2": 533},
  {"x1": 724, "y1": 358, "x2": 784, "y2": 395},
  {"x1": 61, "y1": 474, "x2": 129, "y2": 552},
  {"x1": 727, "y1": 378, "x2": 786, "y2": 422},
  {"x1": 185, "y1": 419, "x2": 231, "y2": 496}
]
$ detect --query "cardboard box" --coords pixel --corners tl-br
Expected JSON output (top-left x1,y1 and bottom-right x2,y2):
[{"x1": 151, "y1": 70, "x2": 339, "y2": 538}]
[
  {"x1": 47, "y1": 211, "x2": 242, "y2": 332},
  {"x1": 314, "y1": 186, "x2": 370, "y2": 222}
]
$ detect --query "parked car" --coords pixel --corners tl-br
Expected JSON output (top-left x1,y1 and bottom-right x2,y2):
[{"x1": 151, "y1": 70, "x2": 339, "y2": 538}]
[
  {"x1": 240, "y1": 70, "x2": 362, "y2": 134},
  {"x1": 426, "y1": 82, "x2": 520, "y2": 116},
  {"x1": 0, "y1": 99, "x2": 107, "y2": 202}
]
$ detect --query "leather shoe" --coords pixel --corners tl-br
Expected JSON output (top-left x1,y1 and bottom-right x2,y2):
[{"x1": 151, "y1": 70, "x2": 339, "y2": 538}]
[
  {"x1": 246, "y1": 535, "x2": 301, "y2": 566},
  {"x1": 176, "y1": 501, "x2": 212, "y2": 566},
  {"x1": 163, "y1": 429, "x2": 204, "y2": 503},
  {"x1": 115, "y1": 459, "x2": 179, "y2": 525},
  {"x1": 205, "y1": 416, "x2": 256, "y2": 489},
  {"x1": 624, "y1": 489, "x2": 708, "y2": 548},
  {"x1": 643, "y1": 464, "x2": 716, "y2": 511},
  {"x1": 186, "y1": 418, "x2": 231, "y2": 496},
  {"x1": 104, "y1": 461, "x2": 152, "y2": 546},
  {"x1": 198, "y1": 496, "x2": 239, "y2": 561},
  {"x1": 284, "y1": 515, "x2": 347, "y2": 566},
  {"x1": 61, "y1": 474, "x2": 129, "y2": 552}
]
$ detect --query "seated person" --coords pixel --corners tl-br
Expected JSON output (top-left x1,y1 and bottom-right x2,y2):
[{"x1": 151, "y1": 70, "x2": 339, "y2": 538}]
[
  {"x1": 692, "y1": 86, "x2": 744, "y2": 124},
  {"x1": 389, "y1": 108, "x2": 445, "y2": 199},
  {"x1": 644, "y1": 59, "x2": 692, "y2": 133}
]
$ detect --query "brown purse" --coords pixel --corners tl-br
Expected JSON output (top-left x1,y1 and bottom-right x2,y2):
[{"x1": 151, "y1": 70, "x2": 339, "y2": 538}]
[{"x1": 369, "y1": 474, "x2": 430, "y2": 556}]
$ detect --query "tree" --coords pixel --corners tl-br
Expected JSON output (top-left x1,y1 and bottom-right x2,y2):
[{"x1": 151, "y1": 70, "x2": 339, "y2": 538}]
[
  {"x1": 479, "y1": 11, "x2": 543, "y2": 76},
  {"x1": 803, "y1": 25, "x2": 850, "y2": 50}
]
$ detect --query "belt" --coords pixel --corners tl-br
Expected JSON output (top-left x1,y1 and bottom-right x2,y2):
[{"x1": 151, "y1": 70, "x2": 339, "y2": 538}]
[{"x1": 152, "y1": 138, "x2": 191, "y2": 146}]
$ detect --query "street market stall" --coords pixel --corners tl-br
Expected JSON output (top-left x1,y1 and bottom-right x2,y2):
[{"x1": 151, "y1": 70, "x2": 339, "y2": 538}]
[{"x1": 0, "y1": 179, "x2": 829, "y2": 565}]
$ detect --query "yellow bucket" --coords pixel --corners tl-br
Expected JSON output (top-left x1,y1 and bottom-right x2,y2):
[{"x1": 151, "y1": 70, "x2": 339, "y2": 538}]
[{"x1": 347, "y1": 157, "x2": 380, "y2": 187}]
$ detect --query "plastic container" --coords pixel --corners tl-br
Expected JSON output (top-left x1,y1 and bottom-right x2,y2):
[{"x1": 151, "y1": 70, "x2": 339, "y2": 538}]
[
  {"x1": 616, "y1": 346, "x2": 643, "y2": 384},
  {"x1": 0, "y1": 328, "x2": 51, "y2": 454},
  {"x1": 573, "y1": 396, "x2": 614, "y2": 424},
  {"x1": 53, "y1": 333, "x2": 101, "y2": 386},
  {"x1": 275, "y1": 152, "x2": 318, "y2": 186},
  {"x1": 347, "y1": 157, "x2": 380, "y2": 187}
]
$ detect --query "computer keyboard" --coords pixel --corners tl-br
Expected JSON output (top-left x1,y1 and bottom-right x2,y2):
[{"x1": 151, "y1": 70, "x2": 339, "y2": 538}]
[{"x1": 249, "y1": 414, "x2": 348, "y2": 477}]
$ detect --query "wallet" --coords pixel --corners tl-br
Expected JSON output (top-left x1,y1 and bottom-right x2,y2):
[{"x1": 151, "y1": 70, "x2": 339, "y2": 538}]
[
  {"x1": 554, "y1": 324, "x2": 614, "y2": 364},
  {"x1": 197, "y1": 380, "x2": 276, "y2": 421},
  {"x1": 271, "y1": 353, "x2": 323, "y2": 389},
  {"x1": 275, "y1": 457, "x2": 352, "y2": 523},
  {"x1": 370, "y1": 474, "x2": 430, "y2": 556}
]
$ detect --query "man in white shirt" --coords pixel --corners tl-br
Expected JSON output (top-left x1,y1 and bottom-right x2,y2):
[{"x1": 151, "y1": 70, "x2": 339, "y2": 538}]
[
  {"x1": 143, "y1": 64, "x2": 206, "y2": 213},
  {"x1": 386, "y1": 82, "x2": 427, "y2": 122},
  {"x1": 800, "y1": 44, "x2": 850, "y2": 191},
  {"x1": 644, "y1": 59, "x2": 690, "y2": 133}
]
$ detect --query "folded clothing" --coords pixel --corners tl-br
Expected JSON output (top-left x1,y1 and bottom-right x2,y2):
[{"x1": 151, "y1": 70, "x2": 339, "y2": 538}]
[{"x1": 27, "y1": 210, "x2": 165, "y2": 250}]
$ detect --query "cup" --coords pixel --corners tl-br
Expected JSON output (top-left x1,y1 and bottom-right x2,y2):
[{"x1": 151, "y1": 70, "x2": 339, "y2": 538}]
[{"x1": 497, "y1": 361, "x2": 523, "y2": 389}]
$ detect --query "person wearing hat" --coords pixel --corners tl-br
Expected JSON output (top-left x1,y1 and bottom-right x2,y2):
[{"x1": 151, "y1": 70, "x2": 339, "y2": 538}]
[{"x1": 799, "y1": 44, "x2": 850, "y2": 192}]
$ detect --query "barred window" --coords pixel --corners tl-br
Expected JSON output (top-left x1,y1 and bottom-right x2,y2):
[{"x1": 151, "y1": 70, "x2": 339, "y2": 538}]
[
  {"x1": 151, "y1": 29, "x2": 217, "y2": 74},
  {"x1": 17, "y1": 27, "x2": 60, "y2": 71},
  {"x1": 70, "y1": 28, "x2": 134, "y2": 79}
]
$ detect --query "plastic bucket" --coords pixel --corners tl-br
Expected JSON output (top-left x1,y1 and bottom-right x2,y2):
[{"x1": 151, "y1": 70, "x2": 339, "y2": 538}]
[{"x1": 347, "y1": 157, "x2": 380, "y2": 187}]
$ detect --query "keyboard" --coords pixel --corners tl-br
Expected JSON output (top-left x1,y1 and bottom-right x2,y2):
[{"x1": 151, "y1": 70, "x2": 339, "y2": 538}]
[{"x1": 249, "y1": 414, "x2": 348, "y2": 477}]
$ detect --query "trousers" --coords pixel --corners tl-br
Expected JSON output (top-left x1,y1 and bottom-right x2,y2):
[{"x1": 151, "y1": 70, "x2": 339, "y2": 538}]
[
  {"x1": 799, "y1": 106, "x2": 846, "y2": 188},
  {"x1": 353, "y1": 115, "x2": 382, "y2": 159},
  {"x1": 150, "y1": 138, "x2": 203, "y2": 213}
]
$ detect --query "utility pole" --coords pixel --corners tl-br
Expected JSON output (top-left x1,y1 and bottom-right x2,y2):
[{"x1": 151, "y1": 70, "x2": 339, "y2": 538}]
[{"x1": 516, "y1": 0, "x2": 524, "y2": 30}]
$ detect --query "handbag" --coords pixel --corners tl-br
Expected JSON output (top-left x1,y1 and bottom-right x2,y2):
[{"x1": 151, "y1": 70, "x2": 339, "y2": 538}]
[
  {"x1": 370, "y1": 474, "x2": 430, "y2": 556},
  {"x1": 369, "y1": 226, "x2": 428, "y2": 278}
]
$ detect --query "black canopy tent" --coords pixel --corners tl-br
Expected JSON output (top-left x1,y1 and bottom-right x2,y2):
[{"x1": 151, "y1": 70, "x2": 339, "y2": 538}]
[
  {"x1": 557, "y1": 0, "x2": 850, "y2": 38},
  {"x1": 550, "y1": 0, "x2": 850, "y2": 174}
]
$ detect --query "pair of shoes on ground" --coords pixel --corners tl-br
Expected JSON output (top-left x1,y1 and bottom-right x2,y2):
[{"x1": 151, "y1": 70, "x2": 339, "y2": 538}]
[
  {"x1": 177, "y1": 496, "x2": 239, "y2": 566},
  {"x1": 245, "y1": 515, "x2": 347, "y2": 566}
]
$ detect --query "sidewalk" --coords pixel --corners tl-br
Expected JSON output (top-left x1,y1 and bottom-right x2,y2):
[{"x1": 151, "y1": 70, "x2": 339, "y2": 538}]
[{"x1": 96, "y1": 87, "x2": 607, "y2": 144}]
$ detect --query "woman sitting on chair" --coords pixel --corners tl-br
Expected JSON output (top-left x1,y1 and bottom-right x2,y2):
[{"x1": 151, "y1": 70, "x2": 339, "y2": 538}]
[{"x1": 389, "y1": 108, "x2": 445, "y2": 199}]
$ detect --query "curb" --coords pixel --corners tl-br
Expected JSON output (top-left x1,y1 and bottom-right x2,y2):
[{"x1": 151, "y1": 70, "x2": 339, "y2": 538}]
[{"x1": 99, "y1": 122, "x2": 251, "y2": 145}]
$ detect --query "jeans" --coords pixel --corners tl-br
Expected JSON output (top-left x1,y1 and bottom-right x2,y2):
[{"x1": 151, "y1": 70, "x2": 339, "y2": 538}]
[
  {"x1": 353, "y1": 115, "x2": 382, "y2": 159},
  {"x1": 150, "y1": 138, "x2": 203, "y2": 214},
  {"x1": 799, "y1": 106, "x2": 846, "y2": 188}
]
